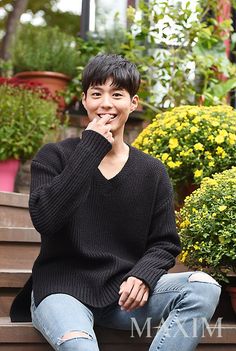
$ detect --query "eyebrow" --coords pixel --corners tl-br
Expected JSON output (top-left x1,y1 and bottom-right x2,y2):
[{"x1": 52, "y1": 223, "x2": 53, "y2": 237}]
[{"x1": 90, "y1": 85, "x2": 125, "y2": 91}]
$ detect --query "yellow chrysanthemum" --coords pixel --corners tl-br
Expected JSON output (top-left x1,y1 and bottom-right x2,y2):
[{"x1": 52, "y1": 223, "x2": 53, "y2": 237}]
[
  {"x1": 190, "y1": 126, "x2": 199, "y2": 133},
  {"x1": 194, "y1": 143, "x2": 204, "y2": 151},
  {"x1": 215, "y1": 134, "x2": 225, "y2": 144},
  {"x1": 161, "y1": 153, "x2": 169, "y2": 162},
  {"x1": 167, "y1": 161, "x2": 180, "y2": 169},
  {"x1": 169, "y1": 138, "x2": 179, "y2": 150},
  {"x1": 194, "y1": 169, "x2": 203, "y2": 178},
  {"x1": 218, "y1": 205, "x2": 227, "y2": 212}
]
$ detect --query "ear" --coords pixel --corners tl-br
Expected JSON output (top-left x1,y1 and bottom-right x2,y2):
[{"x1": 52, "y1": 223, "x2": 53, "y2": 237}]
[
  {"x1": 130, "y1": 95, "x2": 139, "y2": 112},
  {"x1": 81, "y1": 92, "x2": 87, "y2": 110}
]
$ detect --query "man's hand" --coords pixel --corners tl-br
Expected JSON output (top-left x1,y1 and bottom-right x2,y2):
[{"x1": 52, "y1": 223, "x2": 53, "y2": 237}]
[
  {"x1": 85, "y1": 115, "x2": 114, "y2": 144},
  {"x1": 118, "y1": 276, "x2": 149, "y2": 312}
]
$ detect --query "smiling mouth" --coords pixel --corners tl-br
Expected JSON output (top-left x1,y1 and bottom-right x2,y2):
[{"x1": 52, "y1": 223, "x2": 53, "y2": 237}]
[{"x1": 98, "y1": 114, "x2": 117, "y2": 120}]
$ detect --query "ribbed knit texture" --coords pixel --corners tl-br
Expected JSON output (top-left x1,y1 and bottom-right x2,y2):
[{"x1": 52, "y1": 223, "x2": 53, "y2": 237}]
[{"x1": 23, "y1": 130, "x2": 181, "y2": 311}]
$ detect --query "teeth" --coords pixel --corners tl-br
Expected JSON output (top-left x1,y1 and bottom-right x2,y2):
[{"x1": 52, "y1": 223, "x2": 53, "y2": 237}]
[{"x1": 98, "y1": 114, "x2": 117, "y2": 119}]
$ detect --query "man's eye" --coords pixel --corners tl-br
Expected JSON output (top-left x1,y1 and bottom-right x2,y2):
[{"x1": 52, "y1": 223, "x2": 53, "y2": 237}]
[
  {"x1": 92, "y1": 92, "x2": 100, "y2": 96},
  {"x1": 113, "y1": 93, "x2": 123, "y2": 97}
]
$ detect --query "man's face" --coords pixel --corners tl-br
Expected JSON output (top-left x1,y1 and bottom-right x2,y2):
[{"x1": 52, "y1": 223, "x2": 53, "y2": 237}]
[{"x1": 82, "y1": 78, "x2": 139, "y2": 135}]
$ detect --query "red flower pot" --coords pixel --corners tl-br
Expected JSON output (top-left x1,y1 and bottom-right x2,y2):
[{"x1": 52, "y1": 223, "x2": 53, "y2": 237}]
[
  {"x1": 227, "y1": 286, "x2": 236, "y2": 314},
  {"x1": 0, "y1": 159, "x2": 20, "y2": 192},
  {"x1": 14, "y1": 71, "x2": 70, "y2": 110}
]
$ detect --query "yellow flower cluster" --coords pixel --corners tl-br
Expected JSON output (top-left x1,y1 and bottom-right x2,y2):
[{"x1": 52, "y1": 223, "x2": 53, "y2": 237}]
[
  {"x1": 178, "y1": 167, "x2": 236, "y2": 283},
  {"x1": 132, "y1": 105, "x2": 236, "y2": 189}
]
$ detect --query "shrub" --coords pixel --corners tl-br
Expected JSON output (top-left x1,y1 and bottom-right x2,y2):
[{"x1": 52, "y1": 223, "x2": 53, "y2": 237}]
[
  {"x1": 0, "y1": 79, "x2": 60, "y2": 161},
  {"x1": 177, "y1": 167, "x2": 236, "y2": 283},
  {"x1": 132, "y1": 105, "x2": 236, "y2": 193},
  {"x1": 12, "y1": 25, "x2": 78, "y2": 77}
]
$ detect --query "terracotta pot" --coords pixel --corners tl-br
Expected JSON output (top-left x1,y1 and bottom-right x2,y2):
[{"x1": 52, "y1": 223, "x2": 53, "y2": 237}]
[
  {"x1": 226, "y1": 286, "x2": 236, "y2": 314},
  {"x1": 0, "y1": 159, "x2": 20, "y2": 192},
  {"x1": 14, "y1": 71, "x2": 71, "y2": 110},
  {"x1": 175, "y1": 183, "x2": 199, "y2": 210}
]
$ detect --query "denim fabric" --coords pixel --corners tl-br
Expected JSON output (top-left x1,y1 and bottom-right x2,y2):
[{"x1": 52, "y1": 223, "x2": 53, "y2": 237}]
[{"x1": 31, "y1": 271, "x2": 221, "y2": 351}]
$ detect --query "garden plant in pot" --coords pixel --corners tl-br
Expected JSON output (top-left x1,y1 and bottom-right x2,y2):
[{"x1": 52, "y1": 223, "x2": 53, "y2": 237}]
[
  {"x1": 0, "y1": 78, "x2": 60, "y2": 192},
  {"x1": 11, "y1": 25, "x2": 78, "y2": 110},
  {"x1": 132, "y1": 105, "x2": 236, "y2": 207},
  {"x1": 178, "y1": 167, "x2": 236, "y2": 313}
]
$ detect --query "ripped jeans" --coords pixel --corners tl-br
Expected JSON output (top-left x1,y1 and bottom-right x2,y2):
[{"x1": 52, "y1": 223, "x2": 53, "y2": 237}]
[{"x1": 31, "y1": 272, "x2": 221, "y2": 351}]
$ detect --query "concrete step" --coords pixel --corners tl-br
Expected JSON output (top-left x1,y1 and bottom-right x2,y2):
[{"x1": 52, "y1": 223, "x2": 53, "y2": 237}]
[
  {"x1": 0, "y1": 269, "x2": 31, "y2": 317},
  {"x1": 0, "y1": 227, "x2": 40, "y2": 270},
  {"x1": 0, "y1": 192, "x2": 32, "y2": 228}
]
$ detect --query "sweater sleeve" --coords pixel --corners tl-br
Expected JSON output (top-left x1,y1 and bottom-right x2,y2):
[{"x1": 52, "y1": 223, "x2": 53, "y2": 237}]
[
  {"x1": 29, "y1": 130, "x2": 112, "y2": 236},
  {"x1": 122, "y1": 164, "x2": 181, "y2": 291}
]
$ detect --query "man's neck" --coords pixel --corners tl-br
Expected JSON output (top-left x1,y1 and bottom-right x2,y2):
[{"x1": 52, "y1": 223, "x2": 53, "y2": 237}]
[{"x1": 106, "y1": 135, "x2": 129, "y2": 158}]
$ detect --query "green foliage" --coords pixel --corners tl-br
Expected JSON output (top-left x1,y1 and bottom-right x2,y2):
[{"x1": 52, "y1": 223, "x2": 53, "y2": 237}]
[
  {"x1": 0, "y1": 83, "x2": 60, "y2": 161},
  {"x1": 0, "y1": 58, "x2": 13, "y2": 77},
  {"x1": 12, "y1": 25, "x2": 78, "y2": 77},
  {"x1": 123, "y1": 0, "x2": 236, "y2": 109},
  {"x1": 178, "y1": 167, "x2": 236, "y2": 283},
  {"x1": 0, "y1": 0, "x2": 80, "y2": 37},
  {"x1": 66, "y1": 0, "x2": 236, "y2": 114},
  {"x1": 132, "y1": 105, "x2": 236, "y2": 191}
]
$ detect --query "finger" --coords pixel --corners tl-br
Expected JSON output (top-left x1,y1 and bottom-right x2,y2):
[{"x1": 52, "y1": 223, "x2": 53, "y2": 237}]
[
  {"x1": 119, "y1": 277, "x2": 144, "y2": 308},
  {"x1": 121, "y1": 284, "x2": 141, "y2": 310},
  {"x1": 127, "y1": 289, "x2": 149, "y2": 312},
  {"x1": 125, "y1": 288, "x2": 145, "y2": 311},
  {"x1": 97, "y1": 114, "x2": 112, "y2": 124},
  {"x1": 139, "y1": 290, "x2": 149, "y2": 307},
  {"x1": 119, "y1": 281, "x2": 126, "y2": 294},
  {"x1": 118, "y1": 280, "x2": 135, "y2": 307}
]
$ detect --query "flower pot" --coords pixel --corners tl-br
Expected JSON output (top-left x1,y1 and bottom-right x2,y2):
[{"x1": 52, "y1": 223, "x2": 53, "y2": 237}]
[
  {"x1": 14, "y1": 71, "x2": 70, "y2": 110},
  {"x1": 175, "y1": 183, "x2": 198, "y2": 210},
  {"x1": 227, "y1": 286, "x2": 236, "y2": 314},
  {"x1": 0, "y1": 159, "x2": 20, "y2": 192}
]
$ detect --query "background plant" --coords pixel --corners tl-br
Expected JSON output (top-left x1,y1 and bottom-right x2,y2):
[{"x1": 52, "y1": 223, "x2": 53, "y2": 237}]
[
  {"x1": 65, "y1": 0, "x2": 236, "y2": 115},
  {"x1": 178, "y1": 167, "x2": 236, "y2": 283},
  {"x1": 132, "y1": 105, "x2": 236, "y2": 192},
  {"x1": 12, "y1": 24, "x2": 78, "y2": 77},
  {"x1": 0, "y1": 79, "x2": 60, "y2": 161},
  {"x1": 123, "y1": 0, "x2": 236, "y2": 110}
]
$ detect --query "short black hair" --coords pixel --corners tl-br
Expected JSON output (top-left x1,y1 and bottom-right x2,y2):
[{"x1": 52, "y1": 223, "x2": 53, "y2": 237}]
[{"x1": 82, "y1": 54, "x2": 140, "y2": 97}]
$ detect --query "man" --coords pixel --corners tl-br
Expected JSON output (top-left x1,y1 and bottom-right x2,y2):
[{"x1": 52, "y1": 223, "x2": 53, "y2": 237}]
[{"x1": 10, "y1": 54, "x2": 221, "y2": 351}]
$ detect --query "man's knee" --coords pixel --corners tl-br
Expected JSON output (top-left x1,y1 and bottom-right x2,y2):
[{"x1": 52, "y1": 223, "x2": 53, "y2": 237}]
[
  {"x1": 57, "y1": 330, "x2": 96, "y2": 351},
  {"x1": 188, "y1": 272, "x2": 221, "y2": 313},
  {"x1": 188, "y1": 272, "x2": 219, "y2": 285},
  {"x1": 60, "y1": 331, "x2": 93, "y2": 341}
]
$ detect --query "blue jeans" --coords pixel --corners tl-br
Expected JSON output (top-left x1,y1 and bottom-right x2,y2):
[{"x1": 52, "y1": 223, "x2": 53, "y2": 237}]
[{"x1": 31, "y1": 272, "x2": 221, "y2": 351}]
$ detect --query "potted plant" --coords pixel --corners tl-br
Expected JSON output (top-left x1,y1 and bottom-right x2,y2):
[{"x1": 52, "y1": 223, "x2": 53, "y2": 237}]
[
  {"x1": 11, "y1": 25, "x2": 78, "y2": 109},
  {"x1": 177, "y1": 167, "x2": 236, "y2": 312},
  {"x1": 0, "y1": 78, "x2": 60, "y2": 192},
  {"x1": 132, "y1": 105, "x2": 236, "y2": 206}
]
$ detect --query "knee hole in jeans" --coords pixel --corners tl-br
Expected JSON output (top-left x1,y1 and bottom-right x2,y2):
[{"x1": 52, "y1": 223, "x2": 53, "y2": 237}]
[
  {"x1": 57, "y1": 331, "x2": 93, "y2": 345},
  {"x1": 188, "y1": 272, "x2": 219, "y2": 285}
]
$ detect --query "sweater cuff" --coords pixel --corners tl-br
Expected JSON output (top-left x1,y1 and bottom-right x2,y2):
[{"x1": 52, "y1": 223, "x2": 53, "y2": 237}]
[{"x1": 81, "y1": 130, "x2": 112, "y2": 160}]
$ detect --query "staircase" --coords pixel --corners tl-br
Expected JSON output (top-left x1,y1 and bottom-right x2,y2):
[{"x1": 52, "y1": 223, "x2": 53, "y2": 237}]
[{"x1": 0, "y1": 191, "x2": 235, "y2": 351}]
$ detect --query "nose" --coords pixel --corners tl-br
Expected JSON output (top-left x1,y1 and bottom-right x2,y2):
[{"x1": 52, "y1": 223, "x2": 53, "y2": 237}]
[{"x1": 100, "y1": 94, "x2": 113, "y2": 109}]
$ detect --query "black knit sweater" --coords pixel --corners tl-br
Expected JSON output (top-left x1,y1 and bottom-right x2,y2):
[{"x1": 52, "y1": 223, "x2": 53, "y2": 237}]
[{"x1": 10, "y1": 130, "x2": 181, "y2": 321}]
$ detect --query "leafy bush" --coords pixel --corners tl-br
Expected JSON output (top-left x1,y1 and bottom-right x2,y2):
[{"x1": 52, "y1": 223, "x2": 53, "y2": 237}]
[
  {"x1": 12, "y1": 25, "x2": 78, "y2": 77},
  {"x1": 178, "y1": 167, "x2": 236, "y2": 283},
  {"x1": 0, "y1": 79, "x2": 60, "y2": 161},
  {"x1": 65, "y1": 0, "x2": 236, "y2": 113},
  {"x1": 132, "y1": 105, "x2": 236, "y2": 192}
]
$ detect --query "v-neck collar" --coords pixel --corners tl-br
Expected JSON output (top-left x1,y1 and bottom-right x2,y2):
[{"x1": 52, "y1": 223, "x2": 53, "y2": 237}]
[{"x1": 94, "y1": 143, "x2": 135, "y2": 191}]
